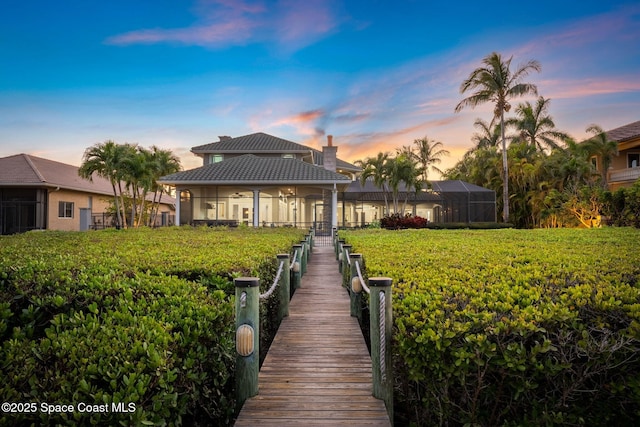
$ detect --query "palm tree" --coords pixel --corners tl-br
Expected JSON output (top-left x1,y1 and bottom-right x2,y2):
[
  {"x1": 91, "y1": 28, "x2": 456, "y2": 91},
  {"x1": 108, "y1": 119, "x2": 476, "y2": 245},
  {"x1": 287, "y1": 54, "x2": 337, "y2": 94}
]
[
  {"x1": 356, "y1": 152, "x2": 391, "y2": 214},
  {"x1": 507, "y1": 97, "x2": 569, "y2": 153},
  {"x1": 386, "y1": 154, "x2": 423, "y2": 214},
  {"x1": 471, "y1": 118, "x2": 501, "y2": 150},
  {"x1": 583, "y1": 124, "x2": 618, "y2": 188},
  {"x1": 455, "y1": 52, "x2": 541, "y2": 223},
  {"x1": 409, "y1": 136, "x2": 450, "y2": 182},
  {"x1": 79, "y1": 140, "x2": 126, "y2": 228},
  {"x1": 148, "y1": 146, "x2": 181, "y2": 226}
]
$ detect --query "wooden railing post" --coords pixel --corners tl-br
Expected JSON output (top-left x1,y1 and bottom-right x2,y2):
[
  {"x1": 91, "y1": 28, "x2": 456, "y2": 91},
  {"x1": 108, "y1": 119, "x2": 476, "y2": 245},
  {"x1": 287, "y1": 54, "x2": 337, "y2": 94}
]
[
  {"x1": 304, "y1": 234, "x2": 312, "y2": 260},
  {"x1": 339, "y1": 244, "x2": 351, "y2": 274},
  {"x1": 235, "y1": 277, "x2": 260, "y2": 407},
  {"x1": 277, "y1": 254, "x2": 290, "y2": 322},
  {"x1": 299, "y1": 239, "x2": 308, "y2": 275},
  {"x1": 336, "y1": 238, "x2": 344, "y2": 260},
  {"x1": 349, "y1": 253, "x2": 363, "y2": 320},
  {"x1": 291, "y1": 244, "x2": 302, "y2": 289},
  {"x1": 369, "y1": 277, "x2": 393, "y2": 422},
  {"x1": 308, "y1": 228, "x2": 315, "y2": 249}
]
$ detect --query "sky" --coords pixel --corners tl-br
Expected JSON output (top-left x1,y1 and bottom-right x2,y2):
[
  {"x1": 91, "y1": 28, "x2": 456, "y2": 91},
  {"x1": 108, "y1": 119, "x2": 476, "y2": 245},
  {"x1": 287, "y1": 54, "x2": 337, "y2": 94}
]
[{"x1": 1, "y1": 0, "x2": 639, "y2": 177}]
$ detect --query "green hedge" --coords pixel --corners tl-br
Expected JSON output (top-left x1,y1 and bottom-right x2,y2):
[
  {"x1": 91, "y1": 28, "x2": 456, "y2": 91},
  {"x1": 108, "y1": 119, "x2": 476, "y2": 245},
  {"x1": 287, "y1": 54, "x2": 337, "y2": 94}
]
[
  {"x1": 342, "y1": 228, "x2": 640, "y2": 426},
  {"x1": 0, "y1": 227, "x2": 305, "y2": 426}
]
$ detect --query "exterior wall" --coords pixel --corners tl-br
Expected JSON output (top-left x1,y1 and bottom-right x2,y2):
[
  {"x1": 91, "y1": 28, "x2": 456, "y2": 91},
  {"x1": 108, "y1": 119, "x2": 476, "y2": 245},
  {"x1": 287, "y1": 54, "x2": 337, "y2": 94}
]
[
  {"x1": 47, "y1": 189, "x2": 111, "y2": 231},
  {"x1": 203, "y1": 152, "x2": 306, "y2": 165},
  {"x1": 608, "y1": 138, "x2": 640, "y2": 190}
]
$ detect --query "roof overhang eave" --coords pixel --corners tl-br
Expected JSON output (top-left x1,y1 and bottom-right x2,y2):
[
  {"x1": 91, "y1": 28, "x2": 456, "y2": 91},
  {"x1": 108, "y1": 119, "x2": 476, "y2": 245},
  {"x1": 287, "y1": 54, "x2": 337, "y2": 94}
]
[
  {"x1": 157, "y1": 179, "x2": 352, "y2": 186},
  {"x1": 0, "y1": 182, "x2": 114, "y2": 196}
]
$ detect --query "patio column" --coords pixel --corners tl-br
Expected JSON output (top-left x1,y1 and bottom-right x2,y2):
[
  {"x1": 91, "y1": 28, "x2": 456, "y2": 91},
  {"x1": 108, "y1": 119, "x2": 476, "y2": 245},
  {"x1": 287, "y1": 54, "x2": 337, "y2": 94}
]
[
  {"x1": 253, "y1": 189, "x2": 260, "y2": 227},
  {"x1": 331, "y1": 184, "x2": 338, "y2": 229},
  {"x1": 175, "y1": 187, "x2": 181, "y2": 226}
]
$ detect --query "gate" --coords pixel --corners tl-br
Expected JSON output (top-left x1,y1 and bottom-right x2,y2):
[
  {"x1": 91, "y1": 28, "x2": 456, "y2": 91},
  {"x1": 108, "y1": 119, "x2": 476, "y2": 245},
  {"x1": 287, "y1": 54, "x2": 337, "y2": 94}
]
[{"x1": 313, "y1": 203, "x2": 333, "y2": 246}]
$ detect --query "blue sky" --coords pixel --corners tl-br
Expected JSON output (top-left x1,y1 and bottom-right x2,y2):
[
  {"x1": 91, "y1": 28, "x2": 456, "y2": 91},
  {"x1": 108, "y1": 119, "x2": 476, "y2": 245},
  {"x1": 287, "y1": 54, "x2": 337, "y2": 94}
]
[{"x1": 1, "y1": 0, "x2": 639, "y2": 175}]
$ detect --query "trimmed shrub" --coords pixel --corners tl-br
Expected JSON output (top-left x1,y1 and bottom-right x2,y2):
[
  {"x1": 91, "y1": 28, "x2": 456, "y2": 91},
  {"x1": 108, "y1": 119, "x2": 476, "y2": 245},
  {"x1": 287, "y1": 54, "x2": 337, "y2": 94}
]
[
  {"x1": 0, "y1": 227, "x2": 305, "y2": 426},
  {"x1": 342, "y1": 228, "x2": 640, "y2": 426}
]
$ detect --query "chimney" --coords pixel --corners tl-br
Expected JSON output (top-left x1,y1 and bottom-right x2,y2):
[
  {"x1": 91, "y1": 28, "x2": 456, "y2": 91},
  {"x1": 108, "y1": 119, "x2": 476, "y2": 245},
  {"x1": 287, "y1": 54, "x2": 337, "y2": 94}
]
[
  {"x1": 322, "y1": 134, "x2": 337, "y2": 172},
  {"x1": 218, "y1": 135, "x2": 232, "y2": 141}
]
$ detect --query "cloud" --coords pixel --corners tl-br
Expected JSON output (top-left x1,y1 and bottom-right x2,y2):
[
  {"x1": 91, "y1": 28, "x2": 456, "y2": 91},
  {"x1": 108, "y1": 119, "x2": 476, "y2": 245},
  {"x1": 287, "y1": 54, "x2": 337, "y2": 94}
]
[
  {"x1": 106, "y1": 0, "x2": 341, "y2": 51},
  {"x1": 540, "y1": 76, "x2": 640, "y2": 99}
]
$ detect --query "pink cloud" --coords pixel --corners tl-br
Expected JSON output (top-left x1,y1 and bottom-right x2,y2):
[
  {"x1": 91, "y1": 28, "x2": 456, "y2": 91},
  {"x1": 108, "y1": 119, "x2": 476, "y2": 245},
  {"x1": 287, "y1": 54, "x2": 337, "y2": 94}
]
[
  {"x1": 106, "y1": 0, "x2": 340, "y2": 50},
  {"x1": 539, "y1": 76, "x2": 640, "y2": 99}
]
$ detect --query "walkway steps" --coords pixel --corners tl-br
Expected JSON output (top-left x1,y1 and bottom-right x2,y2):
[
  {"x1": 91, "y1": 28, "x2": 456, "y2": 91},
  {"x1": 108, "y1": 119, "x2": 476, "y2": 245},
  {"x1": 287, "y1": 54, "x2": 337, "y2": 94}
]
[{"x1": 234, "y1": 246, "x2": 391, "y2": 426}]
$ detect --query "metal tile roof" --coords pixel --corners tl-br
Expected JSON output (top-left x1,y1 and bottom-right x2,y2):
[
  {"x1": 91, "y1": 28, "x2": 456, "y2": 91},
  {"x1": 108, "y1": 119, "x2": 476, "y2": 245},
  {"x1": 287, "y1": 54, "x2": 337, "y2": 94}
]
[
  {"x1": 158, "y1": 154, "x2": 352, "y2": 185},
  {"x1": 191, "y1": 132, "x2": 360, "y2": 171},
  {"x1": 191, "y1": 132, "x2": 311, "y2": 153}
]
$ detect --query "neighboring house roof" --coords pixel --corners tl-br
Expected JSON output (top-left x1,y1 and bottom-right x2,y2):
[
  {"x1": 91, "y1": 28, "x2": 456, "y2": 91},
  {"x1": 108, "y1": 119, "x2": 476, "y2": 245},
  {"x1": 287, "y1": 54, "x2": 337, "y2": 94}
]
[
  {"x1": 0, "y1": 153, "x2": 175, "y2": 205},
  {"x1": 158, "y1": 154, "x2": 352, "y2": 186},
  {"x1": 0, "y1": 153, "x2": 114, "y2": 195},
  {"x1": 191, "y1": 132, "x2": 361, "y2": 172},
  {"x1": 606, "y1": 120, "x2": 640, "y2": 143}
]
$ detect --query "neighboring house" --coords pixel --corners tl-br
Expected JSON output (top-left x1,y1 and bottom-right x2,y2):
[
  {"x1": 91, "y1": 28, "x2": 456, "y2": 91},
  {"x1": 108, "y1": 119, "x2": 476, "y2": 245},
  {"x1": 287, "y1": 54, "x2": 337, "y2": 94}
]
[
  {"x1": 599, "y1": 120, "x2": 640, "y2": 191},
  {"x1": 158, "y1": 132, "x2": 496, "y2": 230},
  {"x1": 0, "y1": 154, "x2": 175, "y2": 235}
]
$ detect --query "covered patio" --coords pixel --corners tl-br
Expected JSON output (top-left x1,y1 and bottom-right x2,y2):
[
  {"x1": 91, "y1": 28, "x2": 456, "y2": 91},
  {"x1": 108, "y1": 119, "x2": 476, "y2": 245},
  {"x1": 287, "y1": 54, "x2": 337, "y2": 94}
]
[{"x1": 158, "y1": 154, "x2": 352, "y2": 231}]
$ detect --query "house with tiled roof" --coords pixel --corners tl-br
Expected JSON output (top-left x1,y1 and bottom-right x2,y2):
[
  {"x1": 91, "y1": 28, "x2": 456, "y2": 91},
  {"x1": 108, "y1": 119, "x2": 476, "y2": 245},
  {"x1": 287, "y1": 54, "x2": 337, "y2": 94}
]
[
  {"x1": 0, "y1": 154, "x2": 175, "y2": 234},
  {"x1": 158, "y1": 133, "x2": 496, "y2": 229},
  {"x1": 601, "y1": 120, "x2": 640, "y2": 190}
]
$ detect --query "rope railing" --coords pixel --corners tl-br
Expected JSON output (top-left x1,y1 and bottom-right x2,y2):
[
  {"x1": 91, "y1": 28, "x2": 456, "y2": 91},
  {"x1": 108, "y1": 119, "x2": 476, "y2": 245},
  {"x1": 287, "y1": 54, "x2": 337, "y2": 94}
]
[
  {"x1": 260, "y1": 260, "x2": 285, "y2": 300},
  {"x1": 235, "y1": 236, "x2": 305, "y2": 407},
  {"x1": 337, "y1": 233, "x2": 393, "y2": 421},
  {"x1": 379, "y1": 291, "x2": 386, "y2": 382},
  {"x1": 354, "y1": 259, "x2": 370, "y2": 294}
]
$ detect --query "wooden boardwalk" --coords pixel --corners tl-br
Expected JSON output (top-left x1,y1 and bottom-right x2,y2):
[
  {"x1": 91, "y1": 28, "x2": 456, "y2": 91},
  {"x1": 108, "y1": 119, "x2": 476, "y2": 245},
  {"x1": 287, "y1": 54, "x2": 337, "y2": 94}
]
[{"x1": 234, "y1": 245, "x2": 391, "y2": 426}]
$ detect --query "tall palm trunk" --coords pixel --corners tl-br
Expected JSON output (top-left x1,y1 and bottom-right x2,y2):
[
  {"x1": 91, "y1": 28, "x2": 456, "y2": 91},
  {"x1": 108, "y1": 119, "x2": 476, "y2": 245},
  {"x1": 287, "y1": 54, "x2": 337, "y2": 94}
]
[
  {"x1": 501, "y1": 112, "x2": 509, "y2": 223},
  {"x1": 110, "y1": 181, "x2": 123, "y2": 228}
]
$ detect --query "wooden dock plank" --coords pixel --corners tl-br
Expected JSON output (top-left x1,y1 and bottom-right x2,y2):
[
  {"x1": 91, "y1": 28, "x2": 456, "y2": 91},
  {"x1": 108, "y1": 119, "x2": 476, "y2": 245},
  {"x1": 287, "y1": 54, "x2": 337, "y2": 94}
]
[{"x1": 234, "y1": 245, "x2": 391, "y2": 427}]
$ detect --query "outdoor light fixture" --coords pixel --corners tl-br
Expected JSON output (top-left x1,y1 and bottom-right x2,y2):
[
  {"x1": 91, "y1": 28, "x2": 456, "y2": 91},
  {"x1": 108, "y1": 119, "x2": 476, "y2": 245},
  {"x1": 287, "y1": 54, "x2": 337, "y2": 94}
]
[
  {"x1": 351, "y1": 276, "x2": 362, "y2": 293},
  {"x1": 236, "y1": 324, "x2": 255, "y2": 357}
]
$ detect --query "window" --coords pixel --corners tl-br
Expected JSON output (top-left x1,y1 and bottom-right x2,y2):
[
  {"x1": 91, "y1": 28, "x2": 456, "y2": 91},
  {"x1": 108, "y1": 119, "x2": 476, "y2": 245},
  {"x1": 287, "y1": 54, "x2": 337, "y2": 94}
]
[
  {"x1": 282, "y1": 154, "x2": 294, "y2": 159},
  {"x1": 590, "y1": 156, "x2": 598, "y2": 170},
  {"x1": 58, "y1": 202, "x2": 74, "y2": 218},
  {"x1": 208, "y1": 154, "x2": 223, "y2": 164},
  {"x1": 628, "y1": 153, "x2": 640, "y2": 168}
]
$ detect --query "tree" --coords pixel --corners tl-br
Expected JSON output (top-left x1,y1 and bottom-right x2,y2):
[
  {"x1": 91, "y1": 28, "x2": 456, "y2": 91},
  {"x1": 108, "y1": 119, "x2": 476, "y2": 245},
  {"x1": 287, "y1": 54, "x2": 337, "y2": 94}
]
[
  {"x1": 356, "y1": 152, "x2": 391, "y2": 214},
  {"x1": 407, "y1": 136, "x2": 450, "y2": 182},
  {"x1": 455, "y1": 52, "x2": 541, "y2": 223},
  {"x1": 356, "y1": 151, "x2": 422, "y2": 215},
  {"x1": 147, "y1": 146, "x2": 181, "y2": 226},
  {"x1": 583, "y1": 124, "x2": 619, "y2": 188},
  {"x1": 471, "y1": 118, "x2": 501, "y2": 150},
  {"x1": 507, "y1": 96, "x2": 569, "y2": 152},
  {"x1": 79, "y1": 140, "x2": 127, "y2": 228},
  {"x1": 80, "y1": 141, "x2": 181, "y2": 229},
  {"x1": 386, "y1": 154, "x2": 423, "y2": 214}
]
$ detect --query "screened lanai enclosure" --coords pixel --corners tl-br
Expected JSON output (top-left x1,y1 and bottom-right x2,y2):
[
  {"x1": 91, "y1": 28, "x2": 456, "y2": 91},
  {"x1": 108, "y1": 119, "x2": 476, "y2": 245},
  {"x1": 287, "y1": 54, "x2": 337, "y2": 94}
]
[
  {"x1": 178, "y1": 185, "x2": 338, "y2": 233},
  {"x1": 339, "y1": 179, "x2": 496, "y2": 226},
  {"x1": 176, "y1": 179, "x2": 496, "y2": 230}
]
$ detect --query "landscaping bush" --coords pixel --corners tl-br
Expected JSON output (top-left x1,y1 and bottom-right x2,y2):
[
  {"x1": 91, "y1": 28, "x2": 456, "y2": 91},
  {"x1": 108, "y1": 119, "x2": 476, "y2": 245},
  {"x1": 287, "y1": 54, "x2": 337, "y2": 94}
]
[
  {"x1": 381, "y1": 213, "x2": 428, "y2": 229},
  {"x1": 342, "y1": 228, "x2": 640, "y2": 426},
  {"x1": 0, "y1": 227, "x2": 305, "y2": 426}
]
